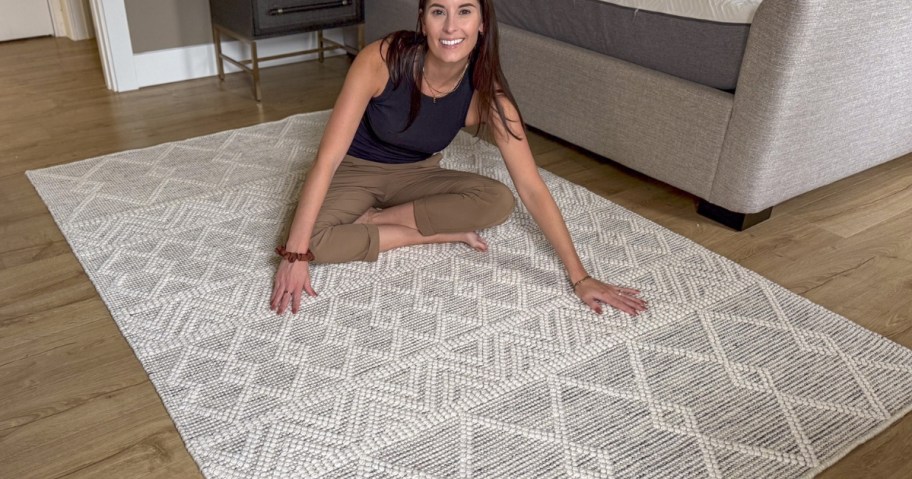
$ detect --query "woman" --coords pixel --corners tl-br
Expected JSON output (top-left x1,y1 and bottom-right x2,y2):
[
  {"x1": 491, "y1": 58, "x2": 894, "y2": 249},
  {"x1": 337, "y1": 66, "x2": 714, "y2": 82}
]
[{"x1": 271, "y1": 0, "x2": 647, "y2": 317}]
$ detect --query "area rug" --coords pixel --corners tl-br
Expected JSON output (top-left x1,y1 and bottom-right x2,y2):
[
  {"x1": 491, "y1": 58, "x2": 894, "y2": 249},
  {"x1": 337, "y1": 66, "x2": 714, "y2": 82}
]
[{"x1": 28, "y1": 110, "x2": 912, "y2": 478}]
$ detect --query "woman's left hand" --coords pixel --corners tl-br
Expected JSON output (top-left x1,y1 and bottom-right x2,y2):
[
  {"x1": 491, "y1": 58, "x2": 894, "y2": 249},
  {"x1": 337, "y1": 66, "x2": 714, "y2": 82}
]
[{"x1": 574, "y1": 277, "x2": 648, "y2": 316}]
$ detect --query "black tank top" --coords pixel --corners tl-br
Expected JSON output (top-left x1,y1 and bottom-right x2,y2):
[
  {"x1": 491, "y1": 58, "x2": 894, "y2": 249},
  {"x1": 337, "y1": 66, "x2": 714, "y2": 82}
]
[{"x1": 347, "y1": 64, "x2": 474, "y2": 164}]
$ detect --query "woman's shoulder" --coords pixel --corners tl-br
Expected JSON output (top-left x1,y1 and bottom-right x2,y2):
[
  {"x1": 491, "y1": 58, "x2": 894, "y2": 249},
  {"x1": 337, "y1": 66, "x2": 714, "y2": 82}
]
[
  {"x1": 354, "y1": 40, "x2": 389, "y2": 69},
  {"x1": 352, "y1": 40, "x2": 392, "y2": 76},
  {"x1": 343, "y1": 40, "x2": 391, "y2": 98}
]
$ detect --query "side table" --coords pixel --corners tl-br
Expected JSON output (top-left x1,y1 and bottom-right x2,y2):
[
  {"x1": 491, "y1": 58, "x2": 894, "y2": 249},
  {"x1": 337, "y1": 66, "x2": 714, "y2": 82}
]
[{"x1": 209, "y1": 0, "x2": 365, "y2": 101}]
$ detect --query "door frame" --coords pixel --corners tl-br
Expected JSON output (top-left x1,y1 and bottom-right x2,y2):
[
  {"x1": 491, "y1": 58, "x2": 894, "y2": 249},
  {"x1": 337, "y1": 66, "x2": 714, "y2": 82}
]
[
  {"x1": 48, "y1": 1, "x2": 96, "y2": 40},
  {"x1": 49, "y1": 0, "x2": 67, "y2": 37},
  {"x1": 89, "y1": 0, "x2": 137, "y2": 91}
]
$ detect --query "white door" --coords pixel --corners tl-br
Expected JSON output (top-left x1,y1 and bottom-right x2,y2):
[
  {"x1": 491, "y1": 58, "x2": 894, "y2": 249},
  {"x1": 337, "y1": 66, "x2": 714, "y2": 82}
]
[{"x1": 0, "y1": 0, "x2": 55, "y2": 42}]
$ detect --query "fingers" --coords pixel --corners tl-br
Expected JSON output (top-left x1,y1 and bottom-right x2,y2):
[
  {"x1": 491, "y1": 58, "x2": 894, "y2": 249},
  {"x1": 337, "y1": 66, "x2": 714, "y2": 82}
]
[
  {"x1": 278, "y1": 289, "x2": 291, "y2": 314},
  {"x1": 270, "y1": 282, "x2": 294, "y2": 314},
  {"x1": 291, "y1": 288, "x2": 301, "y2": 314},
  {"x1": 616, "y1": 287, "x2": 641, "y2": 296},
  {"x1": 270, "y1": 286, "x2": 282, "y2": 311},
  {"x1": 576, "y1": 281, "x2": 649, "y2": 316},
  {"x1": 583, "y1": 297, "x2": 603, "y2": 315},
  {"x1": 271, "y1": 262, "x2": 318, "y2": 315},
  {"x1": 606, "y1": 296, "x2": 637, "y2": 316},
  {"x1": 303, "y1": 279, "x2": 318, "y2": 298},
  {"x1": 274, "y1": 288, "x2": 303, "y2": 314},
  {"x1": 616, "y1": 293, "x2": 648, "y2": 315},
  {"x1": 613, "y1": 290, "x2": 647, "y2": 311},
  {"x1": 272, "y1": 286, "x2": 317, "y2": 314},
  {"x1": 630, "y1": 297, "x2": 648, "y2": 310},
  {"x1": 271, "y1": 285, "x2": 316, "y2": 315},
  {"x1": 292, "y1": 276, "x2": 319, "y2": 313},
  {"x1": 270, "y1": 285, "x2": 289, "y2": 313},
  {"x1": 616, "y1": 291, "x2": 647, "y2": 310}
]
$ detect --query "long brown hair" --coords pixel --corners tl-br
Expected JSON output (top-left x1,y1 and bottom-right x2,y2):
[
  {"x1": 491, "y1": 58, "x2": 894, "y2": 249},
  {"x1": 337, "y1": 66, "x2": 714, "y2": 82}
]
[{"x1": 382, "y1": 0, "x2": 524, "y2": 140}]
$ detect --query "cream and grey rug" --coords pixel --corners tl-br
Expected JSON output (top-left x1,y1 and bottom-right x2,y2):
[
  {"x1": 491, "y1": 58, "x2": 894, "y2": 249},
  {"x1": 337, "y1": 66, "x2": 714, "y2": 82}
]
[{"x1": 28, "y1": 111, "x2": 912, "y2": 478}]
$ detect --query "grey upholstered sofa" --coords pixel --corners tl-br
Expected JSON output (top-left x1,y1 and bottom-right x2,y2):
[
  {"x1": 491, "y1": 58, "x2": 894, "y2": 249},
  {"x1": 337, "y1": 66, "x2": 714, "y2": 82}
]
[{"x1": 366, "y1": 0, "x2": 912, "y2": 229}]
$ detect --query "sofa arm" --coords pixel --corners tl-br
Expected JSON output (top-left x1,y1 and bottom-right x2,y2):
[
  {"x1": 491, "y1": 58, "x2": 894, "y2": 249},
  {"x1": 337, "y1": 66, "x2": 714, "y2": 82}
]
[{"x1": 710, "y1": 0, "x2": 912, "y2": 213}]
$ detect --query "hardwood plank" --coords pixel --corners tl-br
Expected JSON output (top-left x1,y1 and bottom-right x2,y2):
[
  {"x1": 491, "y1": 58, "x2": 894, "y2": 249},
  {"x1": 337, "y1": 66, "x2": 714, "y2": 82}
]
[
  {"x1": 0, "y1": 304, "x2": 199, "y2": 479},
  {"x1": 817, "y1": 414, "x2": 912, "y2": 479},
  {"x1": 0, "y1": 380, "x2": 199, "y2": 479},
  {"x1": 828, "y1": 206, "x2": 912, "y2": 263},
  {"x1": 799, "y1": 256, "x2": 912, "y2": 344},
  {"x1": 0, "y1": 317, "x2": 143, "y2": 433},
  {"x1": 0, "y1": 211, "x2": 64, "y2": 258},
  {"x1": 0, "y1": 239, "x2": 72, "y2": 271},
  {"x1": 0, "y1": 174, "x2": 53, "y2": 221},
  {"x1": 789, "y1": 160, "x2": 912, "y2": 238},
  {"x1": 0, "y1": 254, "x2": 94, "y2": 323},
  {"x1": 61, "y1": 427, "x2": 202, "y2": 479},
  {"x1": 776, "y1": 152, "x2": 912, "y2": 215},
  {"x1": 0, "y1": 298, "x2": 105, "y2": 366}
]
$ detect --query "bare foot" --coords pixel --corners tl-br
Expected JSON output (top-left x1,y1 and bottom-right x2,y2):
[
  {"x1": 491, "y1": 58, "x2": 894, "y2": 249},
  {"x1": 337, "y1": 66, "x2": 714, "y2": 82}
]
[
  {"x1": 376, "y1": 226, "x2": 490, "y2": 254},
  {"x1": 460, "y1": 232, "x2": 488, "y2": 252}
]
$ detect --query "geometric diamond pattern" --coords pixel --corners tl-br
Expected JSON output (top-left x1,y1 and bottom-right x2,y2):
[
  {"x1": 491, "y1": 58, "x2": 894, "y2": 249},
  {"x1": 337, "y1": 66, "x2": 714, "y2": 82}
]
[{"x1": 27, "y1": 110, "x2": 912, "y2": 478}]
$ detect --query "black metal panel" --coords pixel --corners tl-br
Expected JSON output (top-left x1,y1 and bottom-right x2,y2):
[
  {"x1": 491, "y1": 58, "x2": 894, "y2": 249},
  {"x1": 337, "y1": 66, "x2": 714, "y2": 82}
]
[
  {"x1": 209, "y1": 0, "x2": 255, "y2": 37},
  {"x1": 210, "y1": 0, "x2": 363, "y2": 39},
  {"x1": 254, "y1": 0, "x2": 363, "y2": 37}
]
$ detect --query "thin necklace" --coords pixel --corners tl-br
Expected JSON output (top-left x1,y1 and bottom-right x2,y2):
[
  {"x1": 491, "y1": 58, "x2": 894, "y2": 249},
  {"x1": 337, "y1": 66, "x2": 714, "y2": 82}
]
[{"x1": 422, "y1": 61, "x2": 469, "y2": 103}]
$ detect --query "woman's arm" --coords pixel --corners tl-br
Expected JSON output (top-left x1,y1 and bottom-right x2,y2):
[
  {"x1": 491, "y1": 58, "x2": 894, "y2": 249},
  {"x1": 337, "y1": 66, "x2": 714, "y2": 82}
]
[
  {"x1": 485, "y1": 96, "x2": 647, "y2": 315},
  {"x1": 271, "y1": 41, "x2": 389, "y2": 314}
]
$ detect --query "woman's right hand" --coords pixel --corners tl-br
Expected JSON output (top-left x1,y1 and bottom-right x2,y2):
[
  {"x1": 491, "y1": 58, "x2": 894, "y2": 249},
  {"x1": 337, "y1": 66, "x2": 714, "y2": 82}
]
[
  {"x1": 270, "y1": 260, "x2": 317, "y2": 314},
  {"x1": 268, "y1": 42, "x2": 386, "y2": 315}
]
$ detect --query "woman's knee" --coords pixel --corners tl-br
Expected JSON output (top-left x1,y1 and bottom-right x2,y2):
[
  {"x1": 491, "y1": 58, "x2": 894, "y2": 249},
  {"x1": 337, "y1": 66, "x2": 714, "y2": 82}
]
[
  {"x1": 475, "y1": 181, "x2": 515, "y2": 227},
  {"x1": 308, "y1": 224, "x2": 380, "y2": 264},
  {"x1": 413, "y1": 179, "x2": 515, "y2": 234},
  {"x1": 307, "y1": 228, "x2": 332, "y2": 263}
]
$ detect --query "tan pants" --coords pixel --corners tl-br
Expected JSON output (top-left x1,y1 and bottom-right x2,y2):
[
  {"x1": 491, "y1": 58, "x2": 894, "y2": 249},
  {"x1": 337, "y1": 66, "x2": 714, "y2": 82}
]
[{"x1": 309, "y1": 154, "x2": 515, "y2": 263}]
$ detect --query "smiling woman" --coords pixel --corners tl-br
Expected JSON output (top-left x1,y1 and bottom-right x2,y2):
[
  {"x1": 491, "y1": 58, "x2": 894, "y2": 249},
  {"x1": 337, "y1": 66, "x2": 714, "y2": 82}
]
[
  {"x1": 383, "y1": 0, "x2": 520, "y2": 140},
  {"x1": 270, "y1": 0, "x2": 649, "y2": 317}
]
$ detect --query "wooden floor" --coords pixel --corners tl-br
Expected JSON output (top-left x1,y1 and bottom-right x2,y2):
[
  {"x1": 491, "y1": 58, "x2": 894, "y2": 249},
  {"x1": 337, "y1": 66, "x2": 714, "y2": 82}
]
[{"x1": 1, "y1": 37, "x2": 910, "y2": 478}]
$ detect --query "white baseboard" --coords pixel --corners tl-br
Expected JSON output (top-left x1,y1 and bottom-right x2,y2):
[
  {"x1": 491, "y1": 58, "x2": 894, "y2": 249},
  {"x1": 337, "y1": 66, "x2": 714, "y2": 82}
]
[{"x1": 133, "y1": 30, "x2": 348, "y2": 89}]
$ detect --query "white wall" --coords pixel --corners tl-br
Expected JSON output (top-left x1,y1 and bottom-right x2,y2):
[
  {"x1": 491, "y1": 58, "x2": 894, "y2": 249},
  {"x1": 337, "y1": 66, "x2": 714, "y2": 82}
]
[{"x1": 133, "y1": 31, "x2": 348, "y2": 89}]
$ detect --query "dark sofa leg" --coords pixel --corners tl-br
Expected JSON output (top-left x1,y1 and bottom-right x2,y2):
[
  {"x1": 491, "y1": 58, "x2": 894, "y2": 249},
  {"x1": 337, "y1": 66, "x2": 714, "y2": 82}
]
[{"x1": 697, "y1": 200, "x2": 772, "y2": 231}]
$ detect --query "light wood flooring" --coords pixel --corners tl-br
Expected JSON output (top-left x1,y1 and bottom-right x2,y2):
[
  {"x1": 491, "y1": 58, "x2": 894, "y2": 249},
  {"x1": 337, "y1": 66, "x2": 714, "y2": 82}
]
[{"x1": 1, "y1": 37, "x2": 910, "y2": 478}]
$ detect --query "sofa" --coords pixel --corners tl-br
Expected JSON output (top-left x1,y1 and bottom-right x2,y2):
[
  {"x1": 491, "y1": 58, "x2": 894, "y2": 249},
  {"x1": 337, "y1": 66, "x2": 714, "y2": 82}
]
[{"x1": 365, "y1": 0, "x2": 912, "y2": 229}]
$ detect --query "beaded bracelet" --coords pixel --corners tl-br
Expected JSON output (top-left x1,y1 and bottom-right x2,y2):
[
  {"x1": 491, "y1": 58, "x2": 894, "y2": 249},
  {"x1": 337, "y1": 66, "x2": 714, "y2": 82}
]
[
  {"x1": 275, "y1": 245, "x2": 314, "y2": 263},
  {"x1": 571, "y1": 275, "x2": 592, "y2": 290}
]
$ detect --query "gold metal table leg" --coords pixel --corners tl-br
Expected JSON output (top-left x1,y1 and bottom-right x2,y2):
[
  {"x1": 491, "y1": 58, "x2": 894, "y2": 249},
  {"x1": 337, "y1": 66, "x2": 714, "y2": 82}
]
[
  {"x1": 251, "y1": 40, "x2": 261, "y2": 102},
  {"x1": 210, "y1": 21, "x2": 366, "y2": 102},
  {"x1": 213, "y1": 26, "x2": 225, "y2": 81}
]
